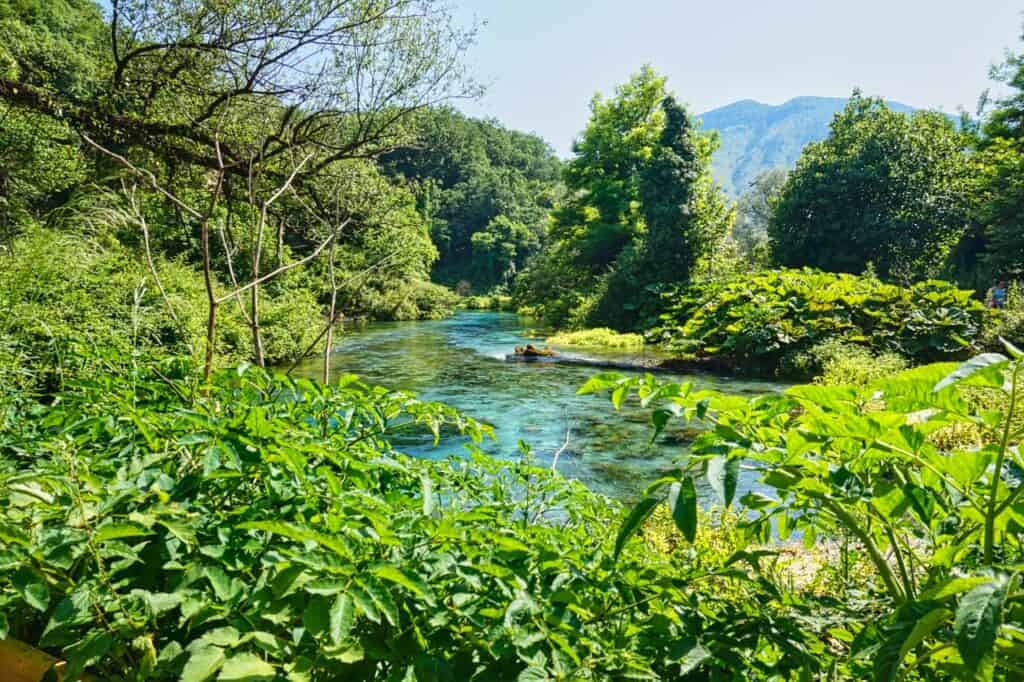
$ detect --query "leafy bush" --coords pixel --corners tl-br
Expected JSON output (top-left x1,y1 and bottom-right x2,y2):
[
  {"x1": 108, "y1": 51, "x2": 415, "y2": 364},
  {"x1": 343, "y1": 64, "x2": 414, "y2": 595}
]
[
  {"x1": 785, "y1": 338, "x2": 909, "y2": 385},
  {"x1": 546, "y1": 328, "x2": 645, "y2": 351},
  {"x1": 585, "y1": 342, "x2": 1024, "y2": 680},
  {"x1": 0, "y1": 227, "x2": 323, "y2": 392},
  {"x1": 652, "y1": 268, "x2": 987, "y2": 375},
  {"x1": 0, "y1": 361, "x2": 825, "y2": 680},
  {"x1": 341, "y1": 278, "x2": 458, "y2": 321}
]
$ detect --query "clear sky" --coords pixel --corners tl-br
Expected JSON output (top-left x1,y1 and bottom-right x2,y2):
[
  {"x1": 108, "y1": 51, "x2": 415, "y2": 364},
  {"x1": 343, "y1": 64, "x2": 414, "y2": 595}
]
[{"x1": 452, "y1": 0, "x2": 1023, "y2": 156}]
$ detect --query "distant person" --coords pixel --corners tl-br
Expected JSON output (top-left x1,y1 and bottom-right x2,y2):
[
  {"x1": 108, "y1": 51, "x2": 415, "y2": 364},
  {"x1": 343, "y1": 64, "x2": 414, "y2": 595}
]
[{"x1": 991, "y1": 280, "x2": 1008, "y2": 309}]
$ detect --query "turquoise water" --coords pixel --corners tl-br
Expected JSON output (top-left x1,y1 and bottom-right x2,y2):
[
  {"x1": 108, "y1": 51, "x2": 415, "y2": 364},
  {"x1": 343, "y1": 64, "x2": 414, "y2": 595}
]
[{"x1": 294, "y1": 311, "x2": 786, "y2": 499}]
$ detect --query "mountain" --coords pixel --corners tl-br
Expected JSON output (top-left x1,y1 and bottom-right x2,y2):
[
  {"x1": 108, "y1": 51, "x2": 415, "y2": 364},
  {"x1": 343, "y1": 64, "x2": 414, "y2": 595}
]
[{"x1": 698, "y1": 96, "x2": 918, "y2": 196}]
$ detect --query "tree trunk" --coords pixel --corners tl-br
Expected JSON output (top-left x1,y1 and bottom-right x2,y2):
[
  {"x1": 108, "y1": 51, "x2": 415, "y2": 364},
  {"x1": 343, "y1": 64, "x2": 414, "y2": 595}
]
[{"x1": 200, "y1": 216, "x2": 218, "y2": 380}]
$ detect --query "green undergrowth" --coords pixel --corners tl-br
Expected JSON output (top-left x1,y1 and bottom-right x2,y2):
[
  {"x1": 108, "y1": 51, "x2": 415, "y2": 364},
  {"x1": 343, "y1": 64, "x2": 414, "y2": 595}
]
[
  {"x1": 0, "y1": 226, "x2": 322, "y2": 393},
  {"x1": 584, "y1": 342, "x2": 1024, "y2": 680},
  {"x1": 0, "y1": 357, "x2": 829, "y2": 680}
]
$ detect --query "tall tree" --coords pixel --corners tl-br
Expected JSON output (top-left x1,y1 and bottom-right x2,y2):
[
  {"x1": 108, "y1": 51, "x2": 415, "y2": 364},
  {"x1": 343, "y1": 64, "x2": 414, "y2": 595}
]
[
  {"x1": 637, "y1": 96, "x2": 702, "y2": 284},
  {"x1": 0, "y1": 0, "x2": 478, "y2": 376},
  {"x1": 518, "y1": 68, "x2": 731, "y2": 330},
  {"x1": 976, "y1": 27, "x2": 1024, "y2": 278},
  {"x1": 769, "y1": 94, "x2": 974, "y2": 282},
  {"x1": 553, "y1": 66, "x2": 667, "y2": 271}
]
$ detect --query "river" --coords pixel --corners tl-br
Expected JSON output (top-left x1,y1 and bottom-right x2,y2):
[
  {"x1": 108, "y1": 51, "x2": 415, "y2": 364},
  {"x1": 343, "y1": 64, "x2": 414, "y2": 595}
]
[{"x1": 294, "y1": 311, "x2": 786, "y2": 499}]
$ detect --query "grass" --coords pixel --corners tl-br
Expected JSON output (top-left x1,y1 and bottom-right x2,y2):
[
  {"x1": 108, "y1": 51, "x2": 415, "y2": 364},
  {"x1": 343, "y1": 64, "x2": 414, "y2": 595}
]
[
  {"x1": 460, "y1": 294, "x2": 515, "y2": 311},
  {"x1": 546, "y1": 328, "x2": 645, "y2": 350}
]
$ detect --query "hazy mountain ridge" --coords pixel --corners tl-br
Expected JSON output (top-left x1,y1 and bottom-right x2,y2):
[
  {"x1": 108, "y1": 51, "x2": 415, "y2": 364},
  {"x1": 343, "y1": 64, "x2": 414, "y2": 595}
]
[{"x1": 698, "y1": 96, "x2": 918, "y2": 196}]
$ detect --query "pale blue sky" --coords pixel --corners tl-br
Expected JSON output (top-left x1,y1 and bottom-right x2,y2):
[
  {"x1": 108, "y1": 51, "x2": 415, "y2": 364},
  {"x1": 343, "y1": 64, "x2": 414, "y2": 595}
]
[{"x1": 453, "y1": 1, "x2": 1023, "y2": 155}]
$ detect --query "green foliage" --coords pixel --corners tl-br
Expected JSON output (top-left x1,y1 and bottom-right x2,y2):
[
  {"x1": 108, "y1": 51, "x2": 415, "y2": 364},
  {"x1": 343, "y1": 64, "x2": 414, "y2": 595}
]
[
  {"x1": 0, "y1": 226, "x2": 321, "y2": 392},
  {"x1": 380, "y1": 108, "x2": 561, "y2": 292},
  {"x1": 459, "y1": 294, "x2": 515, "y2": 312},
  {"x1": 519, "y1": 68, "x2": 732, "y2": 331},
  {"x1": 653, "y1": 268, "x2": 987, "y2": 375},
  {"x1": 769, "y1": 94, "x2": 975, "y2": 281},
  {"x1": 586, "y1": 346, "x2": 1024, "y2": 679},
  {"x1": 974, "y1": 30, "x2": 1024, "y2": 280},
  {"x1": 1, "y1": 359, "x2": 828, "y2": 680},
  {"x1": 786, "y1": 339, "x2": 909, "y2": 386},
  {"x1": 0, "y1": 0, "x2": 108, "y2": 95},
  {"x1": 981, "y1": 281, "x2": 1024, "y2": 350},
  {"x1": 545, "y1": 328, "x2": 645, "y2": 351},
  {"x1": 731, "y1": 167, "x2": 787, "y2": 264}
]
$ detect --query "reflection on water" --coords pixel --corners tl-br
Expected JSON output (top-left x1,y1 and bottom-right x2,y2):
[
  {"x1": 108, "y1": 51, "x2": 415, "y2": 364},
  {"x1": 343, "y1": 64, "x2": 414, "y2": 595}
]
[{"x1": 293, "y1": 311, "x2": 786, "y2": 499}]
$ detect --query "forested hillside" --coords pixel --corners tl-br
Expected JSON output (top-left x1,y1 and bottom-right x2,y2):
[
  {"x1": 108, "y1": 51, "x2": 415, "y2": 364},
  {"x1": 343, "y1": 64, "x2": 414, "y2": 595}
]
[
  {"x1": 380, "y1": 110, "x2": 562, "y2": 292},
  {"x1": 699, "y1": 96, "x2": 917, "y2": 195}
]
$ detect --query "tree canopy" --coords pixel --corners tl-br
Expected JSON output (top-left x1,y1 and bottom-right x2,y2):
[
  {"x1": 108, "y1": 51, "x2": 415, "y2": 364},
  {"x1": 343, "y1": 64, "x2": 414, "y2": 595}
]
[
  {"x1": 518, "y1": 67, "x2": 732, "y2": 330},
  {"x1": 380, "y1": 108, "x2": 562, "y2": 291},
  {"x1": 769, "y1": 94, "x2": 974, "y2": 281},
  {"x1": 975, "y1": 28, "x2": 1024, "y2": 279}
]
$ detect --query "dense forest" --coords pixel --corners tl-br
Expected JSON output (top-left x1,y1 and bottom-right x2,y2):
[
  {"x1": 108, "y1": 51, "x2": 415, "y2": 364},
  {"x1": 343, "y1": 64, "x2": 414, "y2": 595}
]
[{"x1": 4, "y1": 0, "x2": 1024, "y2": 679}]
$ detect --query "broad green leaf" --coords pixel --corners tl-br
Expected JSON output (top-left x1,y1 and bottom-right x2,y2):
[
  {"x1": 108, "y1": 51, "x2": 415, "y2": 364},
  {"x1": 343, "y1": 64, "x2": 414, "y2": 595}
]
[
  {"x1": 348, "y1": 585, "x2": 380, "y2": 624},
  {"x1": 218, "y1": 653, "x2": 276, "y2": 681},
  {"x1": 677, "y1": 644, "x2": 711, "y2": 674},
  {"x1": 238, "y1": 520, "x2": 351, "y2": 558},
  {"x1": 611, "y1": 383, "x2": 629, "y2": 410},
  {"x1": 706, "y1": 456, "x2": 739, "y2": 507},
  {"x1": 62, "y1": 631, "x2": 114, "y2": 682},
  {"x1": 330, "y1": 594, "x2": 355, "y2": 645},
  {"x1": 95, "y1": 522, "x2": 153, "y2": 543},
  {"x1": 12, "y1": 566, "x2": 49, "y2": 612},
  {"x1": 898, "y1": 607, "x2": 951, "y2": 667},
  {"x1": 362, "y1": 579, "x2": 399, "y2": 626},
  {"x1": 373, "y1": 565, "x2": 436, "y2": 605},
  {"x1": 303, "y1": 598, "x2": 331, "y2": 636},
  {"x1": 181, "y1": 645, "x2": 226, "y2": 682},
  {"x1": 668, "y1": 478, "x2": 698, "y2": 542},
  {"x1": 1001, "y1": 337, "x2": 1023, "y2": 359},
  {"x1": 576, "y1": 373, "x2": 625, "y2": 396},
  {"x1": 613, "y1": 496, "x2": 660, "y2": 560},
  {"x1": 920, "y1": 576, "x2": 992, "y2": 601},
  {"x1": 934, "y1": 354, "x2": 1009, "y2": 393},
  {"x1": 954, "y1": 578, "x2": 1008, "y2": 672}
]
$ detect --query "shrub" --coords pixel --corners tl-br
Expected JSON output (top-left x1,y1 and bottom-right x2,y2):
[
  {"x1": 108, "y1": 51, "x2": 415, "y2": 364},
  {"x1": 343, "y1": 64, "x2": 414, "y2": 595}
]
[
  {"x1": 342, "y1": 278, "x2": 457, "y2": 321},
  {"x1": 460, "y1": 294, "x2": 515, "y2": 311},
  {"x1": 784, "y1": 338, "x2": 909, "y2": 385},
  {"x1": 0, "y1": 226, "x2": 322, "y2": 391},
  {"x1": 546, "y1": 328, "x2": 645, "y2": 351},
  {"x1": 652, "y1": 268, "x2": 987, "y2": 375}
]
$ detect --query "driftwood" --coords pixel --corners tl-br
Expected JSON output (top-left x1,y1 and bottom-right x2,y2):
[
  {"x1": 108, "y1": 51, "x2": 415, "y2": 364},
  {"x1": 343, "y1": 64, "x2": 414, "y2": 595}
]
[
  {"x1": 513, "y1": 344, "x2": 557, "y2": 357},
  {"x1": 505, "y1": 351, "x2": 736, "y2": 375}
]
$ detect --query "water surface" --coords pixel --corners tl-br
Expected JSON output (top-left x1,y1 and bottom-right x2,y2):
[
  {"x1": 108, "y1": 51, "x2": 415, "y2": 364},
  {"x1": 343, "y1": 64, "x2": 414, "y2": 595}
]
[{"x1": 295, "y1": 311, "x2": 786, "y2": 499}]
